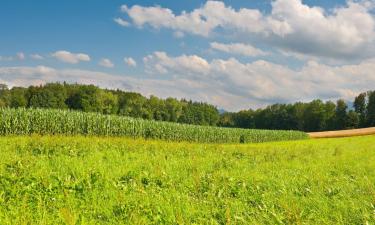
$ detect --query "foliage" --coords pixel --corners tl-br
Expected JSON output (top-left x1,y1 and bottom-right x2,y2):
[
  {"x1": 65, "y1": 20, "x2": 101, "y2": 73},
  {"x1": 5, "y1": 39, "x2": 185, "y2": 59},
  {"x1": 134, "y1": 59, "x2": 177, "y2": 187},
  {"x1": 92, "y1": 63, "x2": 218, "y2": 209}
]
[
  {"x1": 354, "y1": 92, "x2": 367, "y2": 127},
  {"x1": 1, "y1": 82, "x2": 375, "y2": 132},
  {"x1": 367, "y1": 91, "x2": 375, "y2": 126},
  {"x1": 334, "y1": 99, "x2": 349, "y2": 130},
  {"x1": 0, "y1": 135, "x2": 374, "y2": 224},
  {"x1": 221, "y1": 92, "x2": 375, "y2": 132},
  {"x1": 0, "y1": 83, "x2": 220, "y2": 126},
  {"x1": 0, "y1": 108, "x2": 308, "y2": 143}
]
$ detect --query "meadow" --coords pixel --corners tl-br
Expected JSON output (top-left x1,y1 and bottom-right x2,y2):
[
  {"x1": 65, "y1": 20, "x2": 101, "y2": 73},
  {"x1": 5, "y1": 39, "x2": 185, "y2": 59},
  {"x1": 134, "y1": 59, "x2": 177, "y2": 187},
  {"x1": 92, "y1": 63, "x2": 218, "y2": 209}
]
[{"x1": 0, "y1": 135, "x2": 374, "y2": 224}]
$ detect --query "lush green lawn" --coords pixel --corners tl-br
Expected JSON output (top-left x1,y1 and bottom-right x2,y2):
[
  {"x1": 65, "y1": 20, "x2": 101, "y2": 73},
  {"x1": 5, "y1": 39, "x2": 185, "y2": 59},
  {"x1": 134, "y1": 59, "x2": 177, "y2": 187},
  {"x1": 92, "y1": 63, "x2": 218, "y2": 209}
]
[{"x1": 0, "y1": 135, "x2": 374, "y2": 224}]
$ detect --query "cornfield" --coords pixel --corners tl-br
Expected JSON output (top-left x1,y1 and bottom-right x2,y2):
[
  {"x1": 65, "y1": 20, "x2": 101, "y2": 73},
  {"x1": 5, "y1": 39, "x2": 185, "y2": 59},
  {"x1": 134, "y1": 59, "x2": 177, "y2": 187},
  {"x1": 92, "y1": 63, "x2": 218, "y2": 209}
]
[{"x1": 0, "y1": 108, "x2": 308, "y2": 143}]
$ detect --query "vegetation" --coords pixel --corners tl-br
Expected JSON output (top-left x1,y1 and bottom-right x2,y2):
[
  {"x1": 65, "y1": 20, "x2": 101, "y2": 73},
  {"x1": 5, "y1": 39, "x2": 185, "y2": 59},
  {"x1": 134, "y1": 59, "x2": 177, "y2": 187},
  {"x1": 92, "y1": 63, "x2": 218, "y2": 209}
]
[
  {"x1": 0, "y1": 108, "x2": 307, "y2": 143},
  {"x1": 0, "y1": 135, "x2": 374, "y2": 224},
  {"x1": 220, "y1": 92, "x2": 375, "y2": 132},
  {"x1": 0, "y1": 83, "x2": 219, "y2": 126},
  {"x1": 1, "y1": 83, "x2": 375, "y2": 132}
]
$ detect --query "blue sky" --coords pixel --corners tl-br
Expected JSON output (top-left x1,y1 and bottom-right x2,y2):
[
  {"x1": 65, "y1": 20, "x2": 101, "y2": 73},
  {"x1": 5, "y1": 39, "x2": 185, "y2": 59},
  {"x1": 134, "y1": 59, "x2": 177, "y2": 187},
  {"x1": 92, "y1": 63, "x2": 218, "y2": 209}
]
[{"x1": 1, "y1": 0, "x2": 375, "y2": 110}]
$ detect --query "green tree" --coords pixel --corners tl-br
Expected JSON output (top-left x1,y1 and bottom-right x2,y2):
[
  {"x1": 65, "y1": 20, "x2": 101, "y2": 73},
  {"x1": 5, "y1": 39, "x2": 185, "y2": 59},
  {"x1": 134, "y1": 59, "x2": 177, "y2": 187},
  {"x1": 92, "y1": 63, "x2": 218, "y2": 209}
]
[
  {"x1": 218, "y1": 112, "x2": 235, "y2": 127},
  {"x1": 291, "y1": 102, "x2": 307, "y2": 131},
  {"x1": 178, "y1": 101, "x2": 219, "y2": 126},
  {"x1": 334, "y1": 99, "x2": 349, "y2": 130},
  {"x1": 0, "y1": 84, "x2": 10, "y2": 107},
  {"x1": 27, "y1": 83, "x2": 68, "y2": 109},
  {"x1": 354, "y1": 93, "x2": 367, "y2": 127},
  {"x1": 148, "y1": 95, "x2": 168, "y2": 121},
  {"x1": 303, "y1": 100, "x2": 327, "y2": 132},
  {"x1": 367, "y1": 91, "x2": 375, "y2": 126},
  {"x1": 99, "y1": 90, "x2": 118, "y2": 114},
  {"x1": 10, "y1": 87, "x2": 27, "y2": 108},
  {"x1": 233, "y1": 110, "x2": 255, "y2": 129},
  {"x1": 66, "y1": 85, "x2": 103, "y2": 112},
  {"x1": 347, "y1": 110, "x2": 359, "y2": 129},
  {"x1": 324, "y1": 101, "x2": 337, "y2": 130},
  {"x1": 202, "y1": 103, "x2": 220, "y2": 126},
  {"x1": 118, "y1": 92, "x2": 150, "y2": 118},
  {"x1": 165, "y1": 97, "x2": 182, "y2": 122}
]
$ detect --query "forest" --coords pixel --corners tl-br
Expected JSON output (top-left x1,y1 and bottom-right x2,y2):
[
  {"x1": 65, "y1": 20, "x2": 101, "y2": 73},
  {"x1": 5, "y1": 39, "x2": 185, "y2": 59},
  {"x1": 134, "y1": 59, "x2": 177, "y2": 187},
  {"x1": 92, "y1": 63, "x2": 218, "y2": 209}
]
[{"x1": 0, "y1": 83, "x2": 374, "y2": 132}]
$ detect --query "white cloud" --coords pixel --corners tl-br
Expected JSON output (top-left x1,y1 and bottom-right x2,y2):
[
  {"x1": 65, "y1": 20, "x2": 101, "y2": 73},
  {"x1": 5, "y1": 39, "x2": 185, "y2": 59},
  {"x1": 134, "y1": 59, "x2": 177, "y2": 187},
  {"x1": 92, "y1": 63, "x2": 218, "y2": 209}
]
[
  {"x1": 0, "y1": 56, "x2": 13, "y2": 61},
  {"x1": 0, "y1": 65, "x2": 189, "y2": 101},
  {"x1": 52, "y1": 50, "x2": 90, "y2": 64},
  {"x1": 268, "y1": 0, "x2": 375, "y2": 59},
  {"x1": 124, "y1": 57, "x2": 137, "y2": 67},
  {"x1": 99, "y1": 58, "x2": 114, "y2": 68},
  {"x1": 119, "y1": 0, "x2": 375, "y2": 60},
  {"x1": 210, "y1": 42, "x2": 268, "y2": 57},
  {"x1": 30, "y1": 54, "x2": 44, "y2": 60},
  {"x1": 1, "y1": 53, "x2": 375, "y2": 111},
  {"x1": 144, "y1": 52, "x2": 210, "y2": 75},
  {"x1": 173, "y1": 31, "x2": 185, "y2": 38},
  {"x1": 1, "y1": 53, "x2": 28, "y2": 61},
  {"x1": 114, "y1": 18, "x2": 130, "y2": 27},
  {"x1": 16, "y1": 52, "x2": 25, "y2": 60},
  {"x1": 120, "y1": 1, "x2": 266, "y2": 37},
  {"x1": 143, "y1": 52, "x2": 375, "y2": 109}
]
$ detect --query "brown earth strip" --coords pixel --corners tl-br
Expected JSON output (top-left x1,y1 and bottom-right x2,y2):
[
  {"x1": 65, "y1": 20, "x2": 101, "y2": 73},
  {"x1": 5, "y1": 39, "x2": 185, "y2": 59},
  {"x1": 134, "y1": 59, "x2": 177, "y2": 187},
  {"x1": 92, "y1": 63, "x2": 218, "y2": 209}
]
[{"x1": 308, "y1": 127, "x2": 375, "y2": 138}]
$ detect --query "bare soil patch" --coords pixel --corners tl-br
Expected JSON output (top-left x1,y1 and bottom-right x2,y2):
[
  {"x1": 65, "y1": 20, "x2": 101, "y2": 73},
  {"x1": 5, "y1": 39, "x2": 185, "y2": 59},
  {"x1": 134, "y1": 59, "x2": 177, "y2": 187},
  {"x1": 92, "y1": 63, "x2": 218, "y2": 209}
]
[{"x1": 308, "y1": 127, "x2": 375, "y2": 138}]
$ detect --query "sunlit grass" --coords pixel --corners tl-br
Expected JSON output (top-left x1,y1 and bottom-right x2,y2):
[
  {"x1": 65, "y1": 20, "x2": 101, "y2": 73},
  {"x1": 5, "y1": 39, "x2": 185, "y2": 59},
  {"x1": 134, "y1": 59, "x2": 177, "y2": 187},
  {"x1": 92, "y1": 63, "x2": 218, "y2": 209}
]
[{"x1": 0, "y1": 135, "x2": 374, "y2": 224}]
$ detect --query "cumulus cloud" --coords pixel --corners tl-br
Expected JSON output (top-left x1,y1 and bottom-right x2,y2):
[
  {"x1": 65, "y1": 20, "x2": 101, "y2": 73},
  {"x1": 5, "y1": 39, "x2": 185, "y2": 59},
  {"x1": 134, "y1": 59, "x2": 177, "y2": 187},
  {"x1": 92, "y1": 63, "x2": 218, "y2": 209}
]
[
  {"x1": 173, "y1": 31, "x2": 185, "y2": 38},
  {"x1": 114, "y1": 18, "x2": 130, "y2": 27},
  {"x1": 30, "y1": 54, "x2": 44, "y2": 60},
  {"x1": 99, "y1": 58, "x2": 114, "y2": 68},
  {"x1": 120, "y1": 1, "x2": 266, "y2": 37},
  {"x1": 0, "y1": 56, "x2": 13, "y2": 61},
  {"x1": 210, "y1": 42, "x2": 268, "y2": 57},
  {"x1": 268, "y1": 0, "x2": 375, "y2": 59},
  {"x1": 16, "y1": 52, "x2": 25, "y2": 60},
  {"x1": 144, "y1": 52, "x2": 210, "y2": 75},
  {"x1": 143, "y1": 52, "x2": 375, "y2": 109},
  {"x1": 118, "y1": 0, "x2": 375, "y2": 60},
  {"x1": 52, "y1": 50, "x2": 90, "y2": 64},
  {"x1": 1, "y1": 52, "x2": 28, "y2": 61},
  {"x1": 2, "y1": 53, "x2": 375, "y2": 111},
  {"x1": 0, "y1": 66, "x2": 194, "y2": 103},
  {"x1": 124, "y1": 57, "x2": 137, "y2": 67}
]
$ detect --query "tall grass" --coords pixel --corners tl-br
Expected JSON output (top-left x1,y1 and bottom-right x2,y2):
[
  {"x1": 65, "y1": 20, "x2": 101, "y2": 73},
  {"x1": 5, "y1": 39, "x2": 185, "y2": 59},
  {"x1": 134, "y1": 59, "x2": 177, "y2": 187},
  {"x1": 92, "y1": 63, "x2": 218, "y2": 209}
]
[
  {"x1": 0, "y1": 136, "x2": 374, "y2": 224},
  {"x1": 0, "y1": 108, "x2": 308, "y2": 143}
]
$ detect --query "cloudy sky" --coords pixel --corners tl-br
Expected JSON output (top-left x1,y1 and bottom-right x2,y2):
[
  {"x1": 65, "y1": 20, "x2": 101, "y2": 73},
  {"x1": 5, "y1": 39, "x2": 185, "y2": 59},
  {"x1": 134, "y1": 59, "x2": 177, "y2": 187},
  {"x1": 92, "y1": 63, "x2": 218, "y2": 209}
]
[{"x1": 1, "y1": 0, "x2": 375, "y2": 111}]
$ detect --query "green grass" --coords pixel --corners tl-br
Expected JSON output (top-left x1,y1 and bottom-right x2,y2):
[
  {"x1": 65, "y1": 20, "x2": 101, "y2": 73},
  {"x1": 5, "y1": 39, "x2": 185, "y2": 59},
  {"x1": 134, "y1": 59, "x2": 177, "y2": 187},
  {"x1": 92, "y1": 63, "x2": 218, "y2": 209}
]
[
  {"x1": 0, "y1": 136, "x2": 374, "y2": 224},
  {"x1": 0, "y1": 108, "x2": 308, "y2": 143}
]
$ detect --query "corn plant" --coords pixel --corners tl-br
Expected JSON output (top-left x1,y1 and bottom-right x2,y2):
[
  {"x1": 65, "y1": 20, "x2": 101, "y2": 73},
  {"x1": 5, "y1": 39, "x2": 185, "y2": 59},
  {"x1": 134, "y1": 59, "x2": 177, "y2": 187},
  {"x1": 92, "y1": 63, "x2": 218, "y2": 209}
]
[{"x1": 0, "y1": 108, "x2": 309, "y2": 143}]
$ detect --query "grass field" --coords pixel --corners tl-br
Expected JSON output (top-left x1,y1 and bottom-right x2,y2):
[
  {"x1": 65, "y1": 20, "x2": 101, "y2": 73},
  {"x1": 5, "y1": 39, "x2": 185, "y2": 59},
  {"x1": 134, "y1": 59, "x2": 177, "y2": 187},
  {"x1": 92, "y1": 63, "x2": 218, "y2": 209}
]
[{"x1": 0, "y1": 135, "x2": 374, "y2": 224}]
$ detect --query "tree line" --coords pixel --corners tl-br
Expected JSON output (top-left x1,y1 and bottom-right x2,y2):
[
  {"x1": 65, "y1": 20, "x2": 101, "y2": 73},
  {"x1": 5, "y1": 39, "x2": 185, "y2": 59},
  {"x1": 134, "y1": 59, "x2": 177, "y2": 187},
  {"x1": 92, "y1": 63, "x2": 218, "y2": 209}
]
[
  {"x1": 0, "y1": 82, "x2": 374, "y2": 132},
  {"x1": 220, "y1": 92, "x2": 375, "y2": 132},
  {"x1": 0, "y1": 83, "x2": 219, "y2": 126}
]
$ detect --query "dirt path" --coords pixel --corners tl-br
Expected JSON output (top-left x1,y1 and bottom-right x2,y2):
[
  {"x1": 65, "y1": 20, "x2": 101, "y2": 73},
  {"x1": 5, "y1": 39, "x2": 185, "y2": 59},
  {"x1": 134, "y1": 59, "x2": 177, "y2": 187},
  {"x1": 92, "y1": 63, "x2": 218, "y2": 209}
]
[{"x1": 308, "y1": 127, "x2": 375, "y2": 138}]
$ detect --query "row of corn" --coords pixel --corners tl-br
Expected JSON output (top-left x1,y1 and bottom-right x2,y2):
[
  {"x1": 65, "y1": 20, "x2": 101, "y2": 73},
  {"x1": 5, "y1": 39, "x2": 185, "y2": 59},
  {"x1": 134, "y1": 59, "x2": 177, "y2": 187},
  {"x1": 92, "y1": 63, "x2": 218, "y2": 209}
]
[{"x1": 0, "y1": 108, "x2": 309, "y2": 143}]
